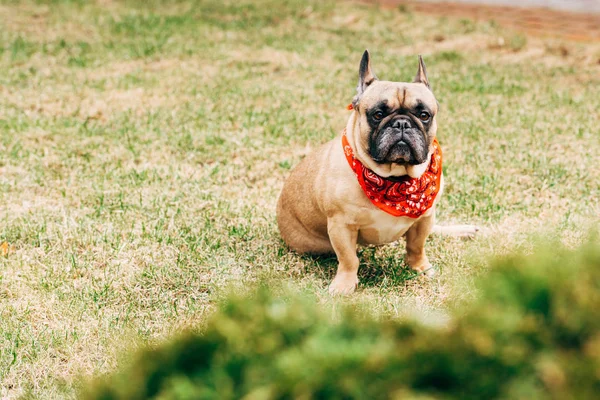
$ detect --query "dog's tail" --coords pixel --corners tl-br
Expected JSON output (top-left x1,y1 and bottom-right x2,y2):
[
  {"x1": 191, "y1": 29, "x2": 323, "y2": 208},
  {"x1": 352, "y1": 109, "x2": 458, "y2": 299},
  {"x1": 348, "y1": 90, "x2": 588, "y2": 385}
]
[{"x1": 431, "y1": 224, "x2": 479, "y2": 239}]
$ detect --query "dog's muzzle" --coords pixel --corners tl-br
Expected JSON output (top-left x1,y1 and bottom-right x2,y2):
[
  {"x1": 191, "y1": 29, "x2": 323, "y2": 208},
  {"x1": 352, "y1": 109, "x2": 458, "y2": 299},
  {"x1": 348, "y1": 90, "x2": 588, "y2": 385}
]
[{"x1": 370, "y1": 116, "x2": 428, "y2": 165}]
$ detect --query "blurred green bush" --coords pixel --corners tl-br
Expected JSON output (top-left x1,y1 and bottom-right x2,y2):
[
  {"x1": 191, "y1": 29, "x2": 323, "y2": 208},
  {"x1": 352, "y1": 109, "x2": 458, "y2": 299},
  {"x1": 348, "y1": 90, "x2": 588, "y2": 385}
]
[{"x1": 86, "y1": 238, "x2": 600, "y2": 399}]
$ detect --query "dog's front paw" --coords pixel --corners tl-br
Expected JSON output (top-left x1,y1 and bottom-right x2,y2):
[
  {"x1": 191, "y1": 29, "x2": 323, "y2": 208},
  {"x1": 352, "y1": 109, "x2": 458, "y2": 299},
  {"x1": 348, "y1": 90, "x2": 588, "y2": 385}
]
[
  {"x1": 421, "y1": 264, "x2": 437, "y2": 277},
  {"x1": 328, "y1": 273, "x2": 359, "y2": 295},
  {"x1": 406, "y1": 256, "x2": 436, "y2": 278}
]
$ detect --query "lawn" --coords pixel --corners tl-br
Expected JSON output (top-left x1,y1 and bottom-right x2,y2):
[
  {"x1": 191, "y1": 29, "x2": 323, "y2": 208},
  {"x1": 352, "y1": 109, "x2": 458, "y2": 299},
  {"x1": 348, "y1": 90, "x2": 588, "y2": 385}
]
[{"x1": 0, "y1": 0, "x2": 598, "y2": 398}]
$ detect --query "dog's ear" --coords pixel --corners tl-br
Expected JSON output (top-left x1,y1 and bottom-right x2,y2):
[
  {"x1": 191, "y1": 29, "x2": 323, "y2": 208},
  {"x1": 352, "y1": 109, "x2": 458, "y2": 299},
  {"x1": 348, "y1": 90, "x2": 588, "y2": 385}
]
[
  {"x1": 353, "y1": 50, "x2": 377, "y2": 108},
  {"x1": 413, "y1": 55, "x2": 430, "y2": 89}
]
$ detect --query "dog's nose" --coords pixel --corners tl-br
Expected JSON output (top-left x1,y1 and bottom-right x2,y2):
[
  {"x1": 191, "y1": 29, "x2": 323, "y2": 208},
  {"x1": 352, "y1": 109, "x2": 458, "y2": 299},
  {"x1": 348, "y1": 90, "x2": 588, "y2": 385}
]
[{"x1": 392, "y1": 119, "x2": 410, "y2": 130}]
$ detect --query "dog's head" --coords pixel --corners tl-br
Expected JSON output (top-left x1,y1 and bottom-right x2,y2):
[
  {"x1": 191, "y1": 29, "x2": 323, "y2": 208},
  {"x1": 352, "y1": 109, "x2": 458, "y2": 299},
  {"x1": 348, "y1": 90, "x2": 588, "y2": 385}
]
[{"x1": 350, "y1": 50, "x2": 438, "y2": 175}]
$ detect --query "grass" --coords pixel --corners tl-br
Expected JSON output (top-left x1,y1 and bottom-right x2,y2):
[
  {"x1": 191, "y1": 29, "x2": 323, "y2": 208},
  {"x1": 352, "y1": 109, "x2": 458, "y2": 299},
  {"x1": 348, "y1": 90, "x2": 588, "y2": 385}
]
[
  {"x1": 84, "y1": 238, "x2": 600, "y2": 399},
  {"x1": 0, "y1": 0, "x2": 598, "y2": 398}
]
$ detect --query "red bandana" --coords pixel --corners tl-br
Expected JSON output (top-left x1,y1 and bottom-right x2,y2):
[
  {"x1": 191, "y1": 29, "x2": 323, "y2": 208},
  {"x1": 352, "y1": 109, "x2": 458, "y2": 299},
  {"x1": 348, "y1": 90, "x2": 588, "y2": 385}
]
[{"x1": 341, "y1": 129, "x2": 442, "y2": 218}]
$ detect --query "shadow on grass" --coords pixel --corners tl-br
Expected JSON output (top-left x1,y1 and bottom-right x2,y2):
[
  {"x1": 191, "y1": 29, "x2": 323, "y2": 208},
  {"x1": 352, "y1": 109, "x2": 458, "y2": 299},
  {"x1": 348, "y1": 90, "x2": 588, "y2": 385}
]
[{"x1": 297, "y1": 245, "x2": 419, "y2": 289}]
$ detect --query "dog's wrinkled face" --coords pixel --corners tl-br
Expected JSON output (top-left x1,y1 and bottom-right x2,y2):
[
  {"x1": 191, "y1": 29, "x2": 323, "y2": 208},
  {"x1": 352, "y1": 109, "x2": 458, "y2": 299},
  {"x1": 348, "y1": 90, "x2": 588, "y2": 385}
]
[{"x1": 352, "y1": 51, "x2": 438, "y2": 167}]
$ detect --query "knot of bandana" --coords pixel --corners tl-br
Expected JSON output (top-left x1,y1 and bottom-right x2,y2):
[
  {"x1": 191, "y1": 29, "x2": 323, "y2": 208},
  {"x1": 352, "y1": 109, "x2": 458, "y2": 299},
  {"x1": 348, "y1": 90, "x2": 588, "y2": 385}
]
[{"x1": 341, "y1": 129, "x2": 442, "y2": 218}]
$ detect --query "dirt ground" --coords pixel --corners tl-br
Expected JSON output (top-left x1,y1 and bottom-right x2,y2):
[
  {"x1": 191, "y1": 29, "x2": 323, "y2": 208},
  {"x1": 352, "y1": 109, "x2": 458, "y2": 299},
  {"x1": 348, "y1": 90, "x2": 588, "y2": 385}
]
[{"x1": 369, "y1": 0, "x2": 600, "y2": 42}]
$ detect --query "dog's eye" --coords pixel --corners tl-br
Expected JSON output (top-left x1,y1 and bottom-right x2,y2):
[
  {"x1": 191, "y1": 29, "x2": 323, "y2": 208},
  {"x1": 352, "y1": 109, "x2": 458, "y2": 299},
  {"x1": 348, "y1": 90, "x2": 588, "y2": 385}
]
[
  {"x1": 419, "y1": 112, "x2": 430, "y2": 122},
  {"x1": 373, "y1": 111, "x2": 384, "y2": 121}
]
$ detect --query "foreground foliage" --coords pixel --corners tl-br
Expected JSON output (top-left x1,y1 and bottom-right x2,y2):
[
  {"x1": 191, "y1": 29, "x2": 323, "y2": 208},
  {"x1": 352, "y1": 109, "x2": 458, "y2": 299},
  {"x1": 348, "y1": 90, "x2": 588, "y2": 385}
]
[{"x1": 87, "y1": 238, "x2": 600, "y2": 399}]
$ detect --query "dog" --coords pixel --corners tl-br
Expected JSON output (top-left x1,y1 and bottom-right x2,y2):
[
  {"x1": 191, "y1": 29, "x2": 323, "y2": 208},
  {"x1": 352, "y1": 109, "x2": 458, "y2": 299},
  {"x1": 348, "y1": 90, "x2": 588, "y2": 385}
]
[{"x1": 277, "y1": 50, "x2": 478, "y2": 295}]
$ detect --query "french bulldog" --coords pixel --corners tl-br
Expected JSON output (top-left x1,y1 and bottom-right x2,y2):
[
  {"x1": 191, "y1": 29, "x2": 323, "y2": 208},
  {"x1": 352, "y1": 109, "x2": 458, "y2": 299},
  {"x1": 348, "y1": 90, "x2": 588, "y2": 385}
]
[{"x1": 277, "y1": 50, "x2": 478, "y2": 295}]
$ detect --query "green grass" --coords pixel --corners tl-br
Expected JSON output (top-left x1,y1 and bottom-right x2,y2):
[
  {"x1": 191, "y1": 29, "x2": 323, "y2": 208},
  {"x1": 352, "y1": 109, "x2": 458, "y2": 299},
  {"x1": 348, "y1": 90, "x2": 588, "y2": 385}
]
[
  {"x1": 0, "y1": 0, "x2": 599, "y2": 398},
  {"x1": 84, "y1": 238, "x2": 600, "y2": 399}
]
